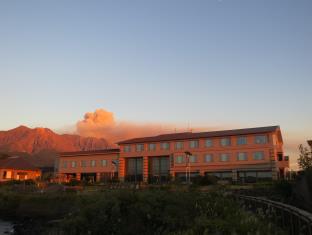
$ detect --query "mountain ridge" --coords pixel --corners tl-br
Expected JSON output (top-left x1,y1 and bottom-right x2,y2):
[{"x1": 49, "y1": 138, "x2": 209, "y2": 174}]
[{"x1": 0, "y1": 125, "x2": 109, "y2": 154}]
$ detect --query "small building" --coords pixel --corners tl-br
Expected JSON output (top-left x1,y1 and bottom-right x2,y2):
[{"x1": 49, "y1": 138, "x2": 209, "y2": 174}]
[
  {"x1": 0, "y1": 156, "x2": 41, "y2": 181},
  {"x1": 117, "y1": 126, "x2": 289, "y2": 183},
  {"x1": 58, "y1": 149, "x2": 120, "y2": 182}
]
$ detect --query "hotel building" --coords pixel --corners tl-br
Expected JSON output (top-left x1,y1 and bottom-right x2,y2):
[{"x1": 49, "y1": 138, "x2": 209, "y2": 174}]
[
  {"x1": 58, "y1": 149, "x2": 119, "y2": 182},
  {"x1": 117, "y1": 126, "x2": 289, "y2": 183},
  {"x1": 57, "y1": 126, "x2": 289, "y2": 183}
]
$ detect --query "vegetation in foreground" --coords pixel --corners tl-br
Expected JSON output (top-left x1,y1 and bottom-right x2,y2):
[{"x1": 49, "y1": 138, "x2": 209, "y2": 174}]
[{"x1": 0, "y1": 185, "x2": 286, "y2": 235}]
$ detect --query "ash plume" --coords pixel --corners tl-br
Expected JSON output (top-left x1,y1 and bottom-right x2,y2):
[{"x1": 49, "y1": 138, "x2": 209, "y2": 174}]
[{"x1": 76, "y1": 109, "x2": 174, "y2": 145}]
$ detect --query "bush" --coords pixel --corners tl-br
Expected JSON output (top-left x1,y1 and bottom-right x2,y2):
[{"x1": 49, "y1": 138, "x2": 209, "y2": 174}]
[
  {"x1": 192, "y1": 175, "x2": 218, "y2": 186},
  {"x1": 60, "y1": 190, "x2": 285, "y2": 235},
  {"x1": 0, "y1": 188, "x2": 286, "y2": 234},
  {"x1": 2, "y1": 179, "x2": 36, "y2": 186},
  {"x1": 273, "y1": 180, "x2": 293, "y2": 198},
  {"x1": 64, "y1": 179, "x2": 81, "y2": 186}
]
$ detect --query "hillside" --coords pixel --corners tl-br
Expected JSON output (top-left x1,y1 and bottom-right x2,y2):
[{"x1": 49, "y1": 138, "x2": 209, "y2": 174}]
[{"x1": 0, "y1": 126, "x2": 110, "y2": 167}]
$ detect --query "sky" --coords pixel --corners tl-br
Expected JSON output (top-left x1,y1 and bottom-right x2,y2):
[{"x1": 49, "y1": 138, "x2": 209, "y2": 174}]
[{"x1": 0, "y1": 0, "x2": 311, "y2": 169}]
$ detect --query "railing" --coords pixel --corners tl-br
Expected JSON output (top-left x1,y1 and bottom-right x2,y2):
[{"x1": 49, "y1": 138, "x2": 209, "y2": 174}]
[{"x1": 236, "y1": 195, "x2": 312, "y2": 235}]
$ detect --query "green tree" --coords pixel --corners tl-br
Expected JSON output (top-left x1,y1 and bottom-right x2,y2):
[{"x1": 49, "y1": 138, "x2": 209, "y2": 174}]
[{"x1": 297, "y1": 144, "x2": 312, "y2": 171}]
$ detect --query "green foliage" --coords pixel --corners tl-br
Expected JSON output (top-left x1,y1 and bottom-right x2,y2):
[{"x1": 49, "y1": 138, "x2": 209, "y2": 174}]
[
  {"x1": 0, "y1": 188, "x2": 286, "y2": 234},
  {"x1": 0, "y1": 191, "x2": 77, "y2": 220},
  {"x1": 273, "y1": 180, "x2": 293, "y2": 199},
  {"x1": 298, "y1": 144, "x2": 312, "y2": 171},
  {"x1": 192, "y1": 175, "x2": 218, "y2": 186},
  {"x1": 0, "y1": 191, "x2": 21, "y2": 219},
  {"x1": 2, "y1": 179, "x2": 35, "y2": 186},
  {"x1": 60, "y1": 190, "x2": 284, "y2": 235},
  {"x1": 64, "y1": 179, "x2": 81, "y2": 186}
]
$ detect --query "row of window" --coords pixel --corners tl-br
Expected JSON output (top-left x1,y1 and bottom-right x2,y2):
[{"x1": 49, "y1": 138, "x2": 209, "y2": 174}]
[
  {"x1": 61, "y1": 159, "x2": 109, "y2": 169},
  {"x1": 175, "y1": 151, "x2": 265, "y2": 164},
  {"x1": 124, "y1": 135, "x2": 268, "y2": 152}
]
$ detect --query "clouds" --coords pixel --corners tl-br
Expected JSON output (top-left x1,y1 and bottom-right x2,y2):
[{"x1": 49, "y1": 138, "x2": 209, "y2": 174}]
[
  {"x1": 76, "y1": 109, "x2": 174, "y2": 145},
  {"x1": 76, "y1": 109, "x2": 116, "y2": 138}
]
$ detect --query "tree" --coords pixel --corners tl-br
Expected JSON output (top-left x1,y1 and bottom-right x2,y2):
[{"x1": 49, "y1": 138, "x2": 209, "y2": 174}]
[{"x1": 297, "y1": 144, "x2": 312, "y2": 171}]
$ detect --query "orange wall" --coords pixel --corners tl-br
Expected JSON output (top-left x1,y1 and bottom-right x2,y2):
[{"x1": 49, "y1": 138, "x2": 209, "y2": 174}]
[
  {"x1": 119, "y1": 130, "x2": 289, "y2": 179},
  {"x1": 58, "y1": 153, "x2": 118, "y2": 174},
  {"x1": 0, "y1": 169, "x2": 41, "y2": 181}
]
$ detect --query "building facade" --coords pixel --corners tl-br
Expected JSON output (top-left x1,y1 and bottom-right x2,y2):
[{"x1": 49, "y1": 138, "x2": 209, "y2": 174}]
[
  {"x1": 117, "y1": 126, "x2": 289, "y2": 183},
  {"x1": 0, "y1": 156, "x2": 41, "y2": 182},
  {"x1": 58, "y1": 149, "x2": 119, "y2": 182}
]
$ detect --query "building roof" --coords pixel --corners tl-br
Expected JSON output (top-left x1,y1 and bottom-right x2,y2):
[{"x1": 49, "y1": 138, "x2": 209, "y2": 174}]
[
  {"x1": 0, "y1": 156, "x2": 40, "y2": 171},
  {"x1": 59, "y1": 148, "x2": 120, "y2": 157},
  {"x1": 117, "y1": 126, "x2": 281, "y2": 144}
]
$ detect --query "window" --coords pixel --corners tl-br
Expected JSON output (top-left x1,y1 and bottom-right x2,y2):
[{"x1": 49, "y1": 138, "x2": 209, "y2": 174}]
[
  {"x1": 91, "y1": 160, "x2": 96, "y2": 167},
  {"x1": 176, "y1": 155, "x2": 184, "y2": 164},
  {"x1": 189, "y1": 140, "x2": 199, "y2": 148},
  {"x1": 205, "y1": 139, "x2": 213, "y2": 147},
  {"x1": 246, "y1": 172, "x2": 257, "y2": 177},
  {"x1": 253, "y1": 151, "x2": 264, "y2": 160},
  {"x1": 257, "y1": 171, "x2": 272, "y2": 178},
  {"x1": 208, "y1": 171, "x2": 231, "y2": 179},
  {"x1": 136, "y1": 144, "x2": 144, "y2": 152},
  {"x1": 237, "y1": 136, "x2": 247, "y2": 145},
  {"x1": 62, "y1": 161, "x2": 67, "y2": 168},
  {"x1": 255, "y1": 135, "x2": 268, "y2": 144},
  {"x1": 220, "y1": 153, "x2": 230, "y2": 162},
  {"x1": 126, "y1": 158, "x2": 143, "y2": 181},
  {"x1": 175, "y1": 141, "x2": 184, "y2": 150},
  {"x1": 237, "y1": 152, "x2": 247, "y2": 161},
  {"x1": 71, "y1": 161, "x2": 77, "y2": 168},
  {"x1": 204, "y1": 154, "x2": 213, "y2": 162},
  {"x1": 220, "y1": 137, "x2": 231, "y2": 146},
  {"x1": 148, "y1": 143, "x2": 156, "y2": 151},
  {"x1": 278, "y1": 153, "x2": 283, "y2": 161},
  {"x1": 124, "y1": 145, "x2": 131, "y2": 152},
  {"x1": 101, "y1": 159, "x2": 107, "y2": 166},
  {"x1": 81, "y1": 160, "x2": 87, "y2": 167},
  {"x1": 189, "y1": 155, "x2": 197, "y2": 163},
  {"x1": 161, "y1": 142, "x2": 170, "y2": 150},
  {"x1": 5, "y1": 171, "x2": 12, "y2": 179},
  {"x1": 151, "y1": 157, "x2": 170, "y2": 179}
]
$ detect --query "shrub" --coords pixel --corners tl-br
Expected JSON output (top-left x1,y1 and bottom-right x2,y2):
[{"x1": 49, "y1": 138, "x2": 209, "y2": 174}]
[
  {"x1": 60, "y1": 190, "x2": 285, "y2": 235},
  {"x1": 0, "y1": 188, "x2": 287, "y2": 234},
  {"x1": 273, "y1": 180, "x2": 293, "y2": 198},
  {"x1": 192, "y1": 175, "x2": 218, "y2": 185}
]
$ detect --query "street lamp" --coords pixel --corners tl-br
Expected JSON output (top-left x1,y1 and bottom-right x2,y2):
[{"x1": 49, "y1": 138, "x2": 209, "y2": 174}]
[
  {"x1": 185, "y1": 151, "x2": 192, "y2": 184},
  {"x1": 112, "y1": 160, "x2": 118, "y2": 181}
]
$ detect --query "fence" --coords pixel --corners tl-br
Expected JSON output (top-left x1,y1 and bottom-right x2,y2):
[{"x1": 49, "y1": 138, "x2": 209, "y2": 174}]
[{"x1": 236, "y1": 195, "x2": 312, "y2": 235}]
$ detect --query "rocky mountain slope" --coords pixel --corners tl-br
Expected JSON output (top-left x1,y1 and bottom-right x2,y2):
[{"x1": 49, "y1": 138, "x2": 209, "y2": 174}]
[{"x1": 0, "y1": 126, "x2": 110, "y2": 167}]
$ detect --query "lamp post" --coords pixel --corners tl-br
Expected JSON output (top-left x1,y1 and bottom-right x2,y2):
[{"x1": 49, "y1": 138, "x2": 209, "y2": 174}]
[
  {"x1": 112, "y1": 160, "x2": 118, "y2": 181},
  {"x1": 185, "y1": 151, "x2": 192, "y2": 184}
]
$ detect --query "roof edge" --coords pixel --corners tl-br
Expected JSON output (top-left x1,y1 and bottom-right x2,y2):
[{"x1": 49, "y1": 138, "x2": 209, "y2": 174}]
[
  {"x1": 59, "y1": 148, "x2": 120, "y2": 157},
  {"x1": 117, "y1": 126, "x2": 280, "y2": 145}
]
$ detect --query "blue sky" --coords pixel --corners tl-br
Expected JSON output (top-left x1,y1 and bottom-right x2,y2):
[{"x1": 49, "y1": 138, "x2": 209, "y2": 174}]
[{"x1": 0, "y1": 0, "x2": 311, "y2": 167}]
